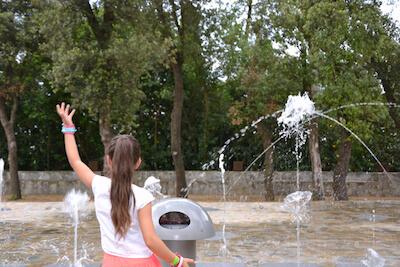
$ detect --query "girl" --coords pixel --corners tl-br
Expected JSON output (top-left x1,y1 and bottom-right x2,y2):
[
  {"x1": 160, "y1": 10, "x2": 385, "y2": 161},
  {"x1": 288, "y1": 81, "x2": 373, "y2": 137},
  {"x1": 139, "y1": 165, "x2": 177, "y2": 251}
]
[{"x1": 56, "y1": 103, "x2": 194, "y2": 267}]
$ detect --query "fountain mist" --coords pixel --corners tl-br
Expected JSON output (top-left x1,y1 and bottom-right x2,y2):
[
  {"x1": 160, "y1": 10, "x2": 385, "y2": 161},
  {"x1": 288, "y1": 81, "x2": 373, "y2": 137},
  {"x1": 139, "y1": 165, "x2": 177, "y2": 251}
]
[
  {"x1": 277, "y1": 93, "x2": 315, "y2": 190},
  {"x1": 361, "y1": 248, "x2": 385, "y2": 267},
  {"x1": 282, "y1": 191, "x2": 313, "y2": 266},
  {"x1": 144, "y1": 176, "x2": 165, "y2": 199},
  {"x1": 63, "y1": 189, "x2": 89, "y2": 267},
  {"x1": 278, "y1": 93, "x2": 314, "y2": 266},
  {"x1": 211, "y1": 93, "x2": 398, "y2": 264}
]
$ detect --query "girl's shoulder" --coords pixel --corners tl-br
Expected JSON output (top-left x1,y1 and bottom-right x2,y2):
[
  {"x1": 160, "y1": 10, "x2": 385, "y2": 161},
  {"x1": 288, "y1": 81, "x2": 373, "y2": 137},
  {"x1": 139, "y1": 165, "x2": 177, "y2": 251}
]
[
  {"x1": 92, "y1": 174, "x2": 111, "y2": 192},
  {"x1": 132, "y1": 184, "x2": 152, "y2": 198},
  {"x1": 93, "y1": 174, "x2": 110, "y2": 182},
  {"x1": 132, "y1": 184, "x2": 155, "y2": 209}
]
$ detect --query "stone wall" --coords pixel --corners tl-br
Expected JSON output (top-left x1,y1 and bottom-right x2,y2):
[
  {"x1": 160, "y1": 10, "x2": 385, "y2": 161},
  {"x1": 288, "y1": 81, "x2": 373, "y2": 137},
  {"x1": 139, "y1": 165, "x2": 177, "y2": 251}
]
[{"x1": 2, "y1": 171, "x2": 400, "y2": 198}]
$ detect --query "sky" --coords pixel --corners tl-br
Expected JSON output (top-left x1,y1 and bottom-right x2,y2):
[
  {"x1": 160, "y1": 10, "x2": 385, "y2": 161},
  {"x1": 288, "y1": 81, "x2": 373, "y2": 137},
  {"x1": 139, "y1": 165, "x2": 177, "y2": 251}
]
[{"x1": 381, "y1": 0, "x2": 400, "y2": 25}]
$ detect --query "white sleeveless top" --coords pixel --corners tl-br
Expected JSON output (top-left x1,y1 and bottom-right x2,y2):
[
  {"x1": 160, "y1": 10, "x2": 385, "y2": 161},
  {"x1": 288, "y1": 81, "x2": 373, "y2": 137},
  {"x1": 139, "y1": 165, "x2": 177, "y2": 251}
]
[{"x1": 92, "y1": 175, "x2": 155, "y2": 258}]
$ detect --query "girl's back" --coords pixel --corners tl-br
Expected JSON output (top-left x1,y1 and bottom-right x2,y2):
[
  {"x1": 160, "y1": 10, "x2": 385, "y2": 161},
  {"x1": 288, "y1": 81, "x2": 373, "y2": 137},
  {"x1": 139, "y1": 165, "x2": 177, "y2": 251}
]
[{"x1": 92, "y1": 175, "x2": 154, "y2": 258}]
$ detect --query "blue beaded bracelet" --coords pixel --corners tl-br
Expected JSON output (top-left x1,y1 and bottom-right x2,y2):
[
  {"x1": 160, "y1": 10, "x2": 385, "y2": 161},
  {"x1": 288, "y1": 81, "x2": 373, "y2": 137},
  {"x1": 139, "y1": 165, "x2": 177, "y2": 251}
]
[{"x1": 61, "y1": 126, "x2": 77, "y2": 134}]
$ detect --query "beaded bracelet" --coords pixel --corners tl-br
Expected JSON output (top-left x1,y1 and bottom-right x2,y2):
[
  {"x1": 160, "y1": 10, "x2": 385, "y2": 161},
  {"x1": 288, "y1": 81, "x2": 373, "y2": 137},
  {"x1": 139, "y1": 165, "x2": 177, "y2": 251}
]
[
  {"x1": 170, "y1": 255, "x2": 179, "y2": 266},
  {"x1": 61, "y1": 124, "x2": 77, "y2": 134},
  {"x1": 170, "y1": 255, "x2": 180, "y2": 266},
  {"x1": 170, "y1": 254, "x2": 184, "y2": 267},
  {"x1": 177, "y1": 256, "x2": 184, "y2": 267}
]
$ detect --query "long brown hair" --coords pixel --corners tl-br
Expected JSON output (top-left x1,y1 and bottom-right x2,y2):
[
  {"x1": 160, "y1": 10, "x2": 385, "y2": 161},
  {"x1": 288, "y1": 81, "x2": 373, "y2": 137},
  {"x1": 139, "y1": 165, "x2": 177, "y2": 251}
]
[{"x1": 107, "y1": 135, "x2": 141, "y2": 238}]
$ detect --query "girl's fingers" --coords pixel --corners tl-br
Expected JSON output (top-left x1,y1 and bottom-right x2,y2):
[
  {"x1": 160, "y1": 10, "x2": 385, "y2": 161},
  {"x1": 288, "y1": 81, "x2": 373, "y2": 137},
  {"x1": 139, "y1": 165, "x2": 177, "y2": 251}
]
[
  {"x1": 56, "y1": 104, "x2": 64, "y2": 117},
  {"x1": 56, "y1": 103, "x2": 75, "y2": 125},
  {"x1": 69, "y1": 109, "x2": 76, "y2": 118},
  {"x1": 184, "y1": 258, "x2": 195, "y2": 263}
]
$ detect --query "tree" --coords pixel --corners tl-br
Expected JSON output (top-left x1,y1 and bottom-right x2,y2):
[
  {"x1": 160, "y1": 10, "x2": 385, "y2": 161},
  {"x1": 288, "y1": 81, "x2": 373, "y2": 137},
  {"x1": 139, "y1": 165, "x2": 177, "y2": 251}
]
[
  {"x1": 0, "y1": 0, "x2": 41, "y2": 199},
  {"x1": 304, "y1": 0, "x2": 389, "y2": 199},
  {"x1": 370, "y1": 16, "x2": 400, "y2": 130},
  {"x1": 215, "y1": 0, "x2": 301, "y2": 200},
  {"x1": 152, "y1": 0, "x2": 212, "y2": 196},
  {"x1": 373, "y1": 46, "x2": 400, "y2": 130},
  {"x1": 266, "y1": 0, "x2": 327, "y2": 199},
  {"x1": 265, "y1": 0, "x2": 394, "y2": 200},
  {"x1": 39, "y1": 0, "x2": 164, "y2": 174}
]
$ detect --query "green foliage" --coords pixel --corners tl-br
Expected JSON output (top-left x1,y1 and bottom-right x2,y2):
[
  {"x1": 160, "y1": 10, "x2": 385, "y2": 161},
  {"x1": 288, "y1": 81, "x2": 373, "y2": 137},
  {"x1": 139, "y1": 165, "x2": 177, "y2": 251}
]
[
  {"x1": 37, "y1": 0, "x2": 167, "y2": 131},
  {"x1": 1, "y1": 0, "x2": 400, "y2": 173},
  {"x1": 0, "y1": 0, "x2": 40, "y2": 96},
  {"x1": 17, "y1": 86, "x2": 103, "y2": 170}
]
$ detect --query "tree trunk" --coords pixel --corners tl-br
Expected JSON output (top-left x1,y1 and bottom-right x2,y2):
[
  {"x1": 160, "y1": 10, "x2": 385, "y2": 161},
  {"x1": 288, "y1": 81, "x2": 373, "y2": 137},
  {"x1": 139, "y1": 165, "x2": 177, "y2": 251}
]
[
  {"x1": 5, "y1": 126, "x2": 20, "y2": 199},
  {"x1": 199, "y1": 88, "x2": 209, "y2": 162},
  {"x1": 245, "y1": 0, "x2": 253, "y2": 38},
  {"x1": 332, "y1": 130, "x2": 352, "y2": 201},
  {"x1": 154, "y1": 0, "x2": 187, "y2": 197},
  {"x1": 301, "y1": 40, "x2": 324, "y2": 200},
  {"x1": 257, "y1": 123, "x2": 274, "y2": 201},
  {"x1": 99, "y1": 110, "x2": 113, "y2": 176},
  {"x1": 308, "y1": 118, "x2": 324, "y2": 200},
  {"x1": 171, "y1": 59, "x2": 187, "y2": 197},
  {"x1": 0, "y1": 96, "x2": 21, "y2": 200}
]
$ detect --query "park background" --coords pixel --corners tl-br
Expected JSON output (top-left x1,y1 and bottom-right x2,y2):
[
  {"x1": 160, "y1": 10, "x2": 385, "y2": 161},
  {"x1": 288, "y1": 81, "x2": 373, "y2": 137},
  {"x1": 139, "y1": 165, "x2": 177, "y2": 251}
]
[{"x1": 1, "y1": 0, "x2": 400, "y2": 201}]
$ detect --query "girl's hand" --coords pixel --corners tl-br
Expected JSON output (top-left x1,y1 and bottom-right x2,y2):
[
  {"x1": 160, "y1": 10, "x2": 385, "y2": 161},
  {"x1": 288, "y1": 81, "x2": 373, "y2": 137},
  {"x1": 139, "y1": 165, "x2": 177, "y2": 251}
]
[
  {"x1": 56, "y1": 102, "x2": 76, "y2": 126},
  {"x1": 182, "y1": 258, "x2": 194, "y2": 267}
]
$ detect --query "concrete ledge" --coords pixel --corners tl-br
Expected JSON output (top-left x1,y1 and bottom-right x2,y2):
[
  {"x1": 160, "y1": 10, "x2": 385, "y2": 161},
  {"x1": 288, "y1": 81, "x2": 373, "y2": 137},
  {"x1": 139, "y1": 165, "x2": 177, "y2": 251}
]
[{"x1": 2, "y1": 171, "x2": 400, "y2": 197}]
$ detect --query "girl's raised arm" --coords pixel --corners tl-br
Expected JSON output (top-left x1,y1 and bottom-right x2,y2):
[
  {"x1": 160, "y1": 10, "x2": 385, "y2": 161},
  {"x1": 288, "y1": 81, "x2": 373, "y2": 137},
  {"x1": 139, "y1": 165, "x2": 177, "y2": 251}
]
[{"x1": 56, "y1": 102, "x2": 95, "y2": 188}]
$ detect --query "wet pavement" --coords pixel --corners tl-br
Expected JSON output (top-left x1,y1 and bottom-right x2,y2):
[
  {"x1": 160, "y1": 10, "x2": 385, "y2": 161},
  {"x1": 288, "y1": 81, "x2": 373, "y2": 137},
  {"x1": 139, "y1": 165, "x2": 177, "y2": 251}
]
[{"x1": 1, "y1": 200, "x2": 399, "y2": 266}]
